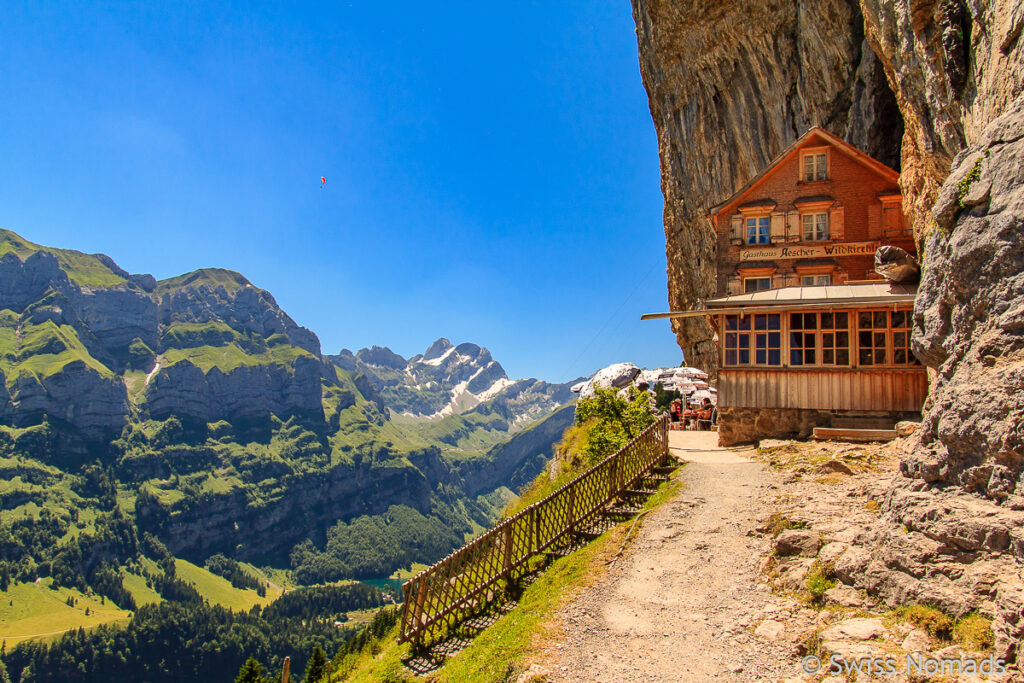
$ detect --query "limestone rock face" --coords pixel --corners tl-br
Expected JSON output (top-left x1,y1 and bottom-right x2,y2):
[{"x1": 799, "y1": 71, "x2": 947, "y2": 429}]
[
  {"x1": 908, "y1": 96, "x2": 1024, "y2": 494},
  {"x1": 629, "y1": 0, "x2": 903, "y2": 373},
  {"x1": 145, "y1": 354, "x2": 325, "y2": 424},
  {"x1": 859, "y1": 0, "x2": 1024, "y2": 235}
]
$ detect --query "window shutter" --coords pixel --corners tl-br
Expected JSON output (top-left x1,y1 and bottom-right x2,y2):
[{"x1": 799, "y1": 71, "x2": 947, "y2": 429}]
[
  {"x1": 829, "y1": 205, "x2": 845, "y2": 241},
  {"x1": 730, "y1": 215, "x2": 743, "y2": 241},
  {"x1": 772, "y1": 274, "x2": 786, "y2": 290},
  {"x1": 867, "y1": 203, "x2": 882, "y2": 238},
  {"x1": 726, "y1": 276, "x2": 741, "y2": 295},
  {"x1": 769, "y1": 213, "x2": 785, "y2": 243},
  {"x1": 786, "y1": 212, "x2": 800, "y2": 242}
]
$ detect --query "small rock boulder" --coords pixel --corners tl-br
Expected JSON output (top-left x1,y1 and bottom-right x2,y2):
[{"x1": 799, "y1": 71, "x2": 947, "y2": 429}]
[
  {"x1": 754, "y1": 619, "x2": 786, "y2": 640},
  {"x1": 775, "y1": 529, "x2": 821, "y2": 557},
  {"x1": 820, "y1": 617, "x2": 888, "y2": 641},
  {"x1": 817, "y1": 541, "x2": 848, "y2": 566},
  {"x1": 823, "y1": 584, "x2": 866, "y2": 608},
  {"x1": 901, "y1": 628, "x2": 931, "y2": 652},
  {"x1": 895, "y1": 420, "x2": 920, "y2": 437},
  {"x1": 813, "y1": 460, "x2": 855, "y2": 476}
]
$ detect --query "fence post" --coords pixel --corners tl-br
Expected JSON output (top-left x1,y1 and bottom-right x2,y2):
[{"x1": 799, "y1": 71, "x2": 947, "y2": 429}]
[
  {"x1": 567, "y1": 483, "x2": 576, "y2": 531},
  {"x1": 503, "y1": 523, "x2": 513, "y2": 578}
]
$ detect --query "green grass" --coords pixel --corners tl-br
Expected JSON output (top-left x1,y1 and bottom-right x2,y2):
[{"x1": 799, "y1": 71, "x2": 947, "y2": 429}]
[
  {"x1": 953, "y1": 613, "x2": 994, "y2": 651},
  {"x1": 0, "y1": 320, "x2": 115, "y2": 384},
  {"x1": 155, "y1": 268, "x2": 251, "y2": 296},
  {"x1": 120, "y1": 571, "x2": 163, "y2": 607},
  {"x1": 174, "y1": 559, "x2": 278, "y2": 610},
  {"x1": 162, "y1": 342, "x2": 314, "y2": 374},
  {"x1": 0, "y1": 579, "x2": 132, "y2": 647},
  {"x1": 0, "y1": 229, "x2": 128, "y2": 288}
]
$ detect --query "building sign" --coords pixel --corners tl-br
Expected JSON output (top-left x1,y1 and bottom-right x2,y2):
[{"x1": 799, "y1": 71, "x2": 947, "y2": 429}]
[{"x1": 739, "y1": 241, "x2": 880, "y2": 262}]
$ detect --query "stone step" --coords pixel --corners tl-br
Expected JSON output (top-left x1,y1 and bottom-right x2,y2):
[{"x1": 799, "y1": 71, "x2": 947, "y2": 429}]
[{"x1": 812, "y1": 427, "x2": 899, "y2": 442}]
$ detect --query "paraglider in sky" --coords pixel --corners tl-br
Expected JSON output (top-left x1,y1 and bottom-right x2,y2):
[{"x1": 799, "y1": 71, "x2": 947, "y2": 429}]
[{"x1": 320, "y1": 176, "x2": 326, "y2": 188}]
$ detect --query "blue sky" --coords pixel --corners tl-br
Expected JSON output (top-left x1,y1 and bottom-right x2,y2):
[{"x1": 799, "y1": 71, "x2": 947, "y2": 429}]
[{"x1": 1, "y1": 2, "x2": 681, "y2": 382}]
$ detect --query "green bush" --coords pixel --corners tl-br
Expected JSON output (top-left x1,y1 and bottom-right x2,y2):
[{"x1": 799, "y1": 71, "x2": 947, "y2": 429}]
[
  {"x1": 954, "y1": 613, "x2": 994, "y2": 651},
  {"x1": 805, "y1": 561, "x2": 836, "y2": 604},
  {"x1": 573, "y1": 387, "x2": 656, "y2": 464}
]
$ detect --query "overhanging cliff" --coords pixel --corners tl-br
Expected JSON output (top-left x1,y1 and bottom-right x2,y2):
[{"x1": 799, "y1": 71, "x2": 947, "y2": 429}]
[{"x1": 630, "y1": 0, "x2": 903, "y2": 374}]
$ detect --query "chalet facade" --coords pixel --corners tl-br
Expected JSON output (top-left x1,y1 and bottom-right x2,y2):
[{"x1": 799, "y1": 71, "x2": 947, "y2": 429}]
[
  {"x1": 710, "y1": 128, "x2": 915, "y2": 296},
  {"x1": 643, "y1": 128, "x2": 927, "y2": 445}
]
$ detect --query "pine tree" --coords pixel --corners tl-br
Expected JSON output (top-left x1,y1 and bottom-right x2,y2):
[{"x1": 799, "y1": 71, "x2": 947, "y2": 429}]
[
  {"x1": 234, "y1": 657, "x2": 269, "y2": 683},
  {"x1": 0, "y1": 657, "x2": 10, "y2": 683},
  {"x1": 303, "y1": 645, "x2": 327, "y2": 683}
]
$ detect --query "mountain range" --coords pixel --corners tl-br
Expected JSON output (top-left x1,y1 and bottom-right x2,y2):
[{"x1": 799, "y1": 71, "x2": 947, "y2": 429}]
[{"x1": 0, "y1": 228, "x2": 578, "y2": 584}]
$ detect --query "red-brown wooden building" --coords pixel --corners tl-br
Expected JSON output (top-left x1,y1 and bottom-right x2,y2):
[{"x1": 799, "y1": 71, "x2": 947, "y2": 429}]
[
  {"x1": 643, "y1": 128, "x2": 927, "y2": 444},
  {"x1": 710, "y1": 127, "x2": 915, "y2": 296}
]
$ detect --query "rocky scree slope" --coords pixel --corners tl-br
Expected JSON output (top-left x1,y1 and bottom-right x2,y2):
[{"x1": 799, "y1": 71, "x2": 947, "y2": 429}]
[
  {"x1": 0, "y1": 228, "x2": 576, "y2": 572},
  {"x1": 632, "y1": 0, "x2": 1024, "y2": 662}
]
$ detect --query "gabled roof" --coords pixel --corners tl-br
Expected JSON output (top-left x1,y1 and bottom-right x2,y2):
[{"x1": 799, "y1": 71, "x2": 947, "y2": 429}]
[{"x1": 710, "y1": 128, "x2": 900, "y2": 217}]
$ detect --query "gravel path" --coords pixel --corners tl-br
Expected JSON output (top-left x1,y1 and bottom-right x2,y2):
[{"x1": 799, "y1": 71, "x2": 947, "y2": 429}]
[{"x1": 536, "y1": 431, "x2": 803, "y2": 682}]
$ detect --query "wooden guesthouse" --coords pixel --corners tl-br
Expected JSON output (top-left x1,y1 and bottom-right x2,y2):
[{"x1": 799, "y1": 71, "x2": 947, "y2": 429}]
[
  {"x1": 644, "y1": 128, "x2": 927, "y2": 444},
  {"x1": 701, "y1": 282, "x2": 926, "y2": 444}
]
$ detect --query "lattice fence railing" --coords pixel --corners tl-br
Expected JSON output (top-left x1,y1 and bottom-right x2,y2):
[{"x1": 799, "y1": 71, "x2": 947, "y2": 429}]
[{"x1": 399, "y1": 414, "x2": 669, "y2": 645}]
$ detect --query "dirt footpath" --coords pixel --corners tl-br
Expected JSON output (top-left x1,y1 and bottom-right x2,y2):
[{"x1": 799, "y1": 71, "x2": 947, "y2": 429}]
[{"x1": 534, "y1": 430, "x2": 803, "y2": 682}]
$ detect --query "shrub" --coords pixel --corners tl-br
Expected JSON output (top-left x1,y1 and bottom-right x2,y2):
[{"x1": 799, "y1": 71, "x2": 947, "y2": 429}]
[
  {"x1": 954, "y1": 613, "x2": 994, "y2": 651},
  {"x1": 763, "y1": 512, "x2": 807, "y2": 537},
  {"x1": 805, "y1": 562, "x2": 836, "y2": 604},
  {"x1": 900, "y1": 604, "x2": 954, "y2": 640}
]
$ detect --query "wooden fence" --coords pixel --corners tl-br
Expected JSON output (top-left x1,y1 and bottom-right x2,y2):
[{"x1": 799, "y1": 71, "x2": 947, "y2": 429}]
[{"x1": 399, "y1": 415, "x2": 669, "y2": 646}]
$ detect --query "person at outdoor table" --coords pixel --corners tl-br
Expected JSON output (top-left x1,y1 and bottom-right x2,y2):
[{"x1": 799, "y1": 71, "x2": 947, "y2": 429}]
[
  {"x1": 696, "y1": 398, "x2": 714, "y2": 429},
  {"x1": 682, "y1": 401, "x2": 700, "y2": 428},
  {"x1": 670, "y1": 399, "x2": 682, "y2": 422}
]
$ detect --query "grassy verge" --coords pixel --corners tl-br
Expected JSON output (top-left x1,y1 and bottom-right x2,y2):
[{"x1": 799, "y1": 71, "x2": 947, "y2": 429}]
[{"x1": 334, "y1": 475, "x2": 681, "y2": 683}]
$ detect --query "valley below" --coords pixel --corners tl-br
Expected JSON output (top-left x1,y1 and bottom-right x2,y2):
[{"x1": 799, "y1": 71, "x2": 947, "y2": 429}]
[{"x1": 0, "y1": 229, "x2": 582, "y2": 681}]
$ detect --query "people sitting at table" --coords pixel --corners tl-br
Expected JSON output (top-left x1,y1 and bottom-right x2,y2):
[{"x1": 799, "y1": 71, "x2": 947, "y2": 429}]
[{"x1": 696, "y1": 398, "x2": 715, "y2": 429}]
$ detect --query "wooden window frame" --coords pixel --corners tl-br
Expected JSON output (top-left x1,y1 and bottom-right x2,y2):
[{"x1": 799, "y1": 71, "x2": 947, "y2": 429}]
[
  {"x1": 855, "y1": 308, "x2": 920, "y2": 369},
  {"x1": 722, "y1": 313, "x2": 782, "y2": 367},
  {"x1": 743, "y1": 276, "x2": 772, "y2": 293},
  {"x1": 743, "y1": 215, "x2": 771, "y2": 245},
  {"x1": 800, "y1": 274, "x2": 832, "y2": 286},
  {"x1": 801, "y1": 211, "x2": 830, "y2": 241},
  {"x1": 719, "y1": 306, "x2": 918, "y2": 371},
  {"x1": 788, "y1": 311, "x2": 851, "y2": 367},
  {"x1": 800, "y1": 147, "x2": 829, "y2": 182}
]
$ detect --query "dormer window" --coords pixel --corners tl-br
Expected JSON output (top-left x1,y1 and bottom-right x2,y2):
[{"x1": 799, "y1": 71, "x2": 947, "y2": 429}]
[{"x1": 801, "y1": 149, "x2": 828, "y2": 182}]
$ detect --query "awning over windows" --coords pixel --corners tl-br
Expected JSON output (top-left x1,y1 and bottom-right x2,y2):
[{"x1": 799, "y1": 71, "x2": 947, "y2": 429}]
[{"x1": 640, "y1": 282, "x2": 917, "y2": 320}]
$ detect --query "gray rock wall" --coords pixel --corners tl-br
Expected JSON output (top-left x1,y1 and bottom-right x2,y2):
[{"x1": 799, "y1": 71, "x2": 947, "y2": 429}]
[{"x1": 630, "y1": 0, "x2": 903, "y2": 374}]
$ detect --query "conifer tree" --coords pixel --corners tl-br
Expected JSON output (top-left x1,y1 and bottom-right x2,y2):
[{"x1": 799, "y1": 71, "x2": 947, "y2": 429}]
[
  {"x1": 303, "y1": 645, "x2": 327, "y2": 683},
  {"x1": 234, "y1": 657, "x2": 269, "y2": 683}
]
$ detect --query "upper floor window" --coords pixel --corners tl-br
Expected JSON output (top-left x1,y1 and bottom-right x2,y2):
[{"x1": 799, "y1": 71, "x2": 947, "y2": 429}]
[
  {"x1": 802, "y1": 151, "x2": 828, "y2": 181},
  {"x1": 801, "y1": 274, "x2": 831, "y2": 286},
  {"x1": 745, "y1": 216, "x2": 770, "y2": 245},
  {"x1": 802, "y1": 212, "x2": 829, "y2": 241},
  {"x1": 744, "y1": 277, "x2": 772, "y2": 293}
]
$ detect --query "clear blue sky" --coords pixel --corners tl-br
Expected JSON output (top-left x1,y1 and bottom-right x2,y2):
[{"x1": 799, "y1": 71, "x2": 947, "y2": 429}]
[{"x1": 1, "y1": 2, "x2": 682, "y2": 382}]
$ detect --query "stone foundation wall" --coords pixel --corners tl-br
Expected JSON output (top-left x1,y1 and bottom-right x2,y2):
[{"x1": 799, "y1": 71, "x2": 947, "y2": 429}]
[{"x1": 717, "y1": 406, "x2": 922, "y2": 446}]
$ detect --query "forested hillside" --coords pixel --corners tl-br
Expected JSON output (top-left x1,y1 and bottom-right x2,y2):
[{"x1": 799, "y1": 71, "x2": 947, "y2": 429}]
[{"x1": 0, "y1": 228, "x2": 578, "y2": 681}]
